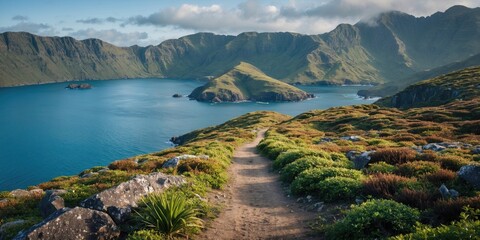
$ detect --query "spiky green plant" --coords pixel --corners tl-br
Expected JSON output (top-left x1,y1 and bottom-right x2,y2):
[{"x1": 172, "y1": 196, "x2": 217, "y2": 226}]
[{"x1": 134, "y1": 192, "x2": 203, "y2": 239}]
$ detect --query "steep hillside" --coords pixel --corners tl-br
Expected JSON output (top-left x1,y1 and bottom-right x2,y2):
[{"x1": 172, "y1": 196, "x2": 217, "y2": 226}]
[
  {"x1": 358, "y1": 53, "x2": 480, "y2": 98},
  {"x1": 1, "y1": 5, "x2": 479, "y2": 87},
  {"x1": 0, "y1": 32, "x2": 154, "y2": 86},
  {"x1": 376, "y1": 66, "x2": 480, "y2": 108},
  {"x1": 188, "y1": 62, "x2": 313, "y2": 102}
]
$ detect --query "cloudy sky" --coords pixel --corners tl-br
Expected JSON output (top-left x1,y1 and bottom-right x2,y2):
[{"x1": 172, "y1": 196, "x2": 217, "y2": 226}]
[{"x1": 0, "y1": 0, "x2": 478, "y2": 46}]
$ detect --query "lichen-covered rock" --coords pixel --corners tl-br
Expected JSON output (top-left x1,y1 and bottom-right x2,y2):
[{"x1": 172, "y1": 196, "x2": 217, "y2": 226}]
[
  {"x1": 438, "y1": 184, "x2": 460, "y2": 198},
  {"x1": 341, "y1": 136, "x2": 362, "y2": 142},
  {"x1": 67, "y1": 83, "x2": 92, "y2": 89},
  {"x1": 9, "y1": 190, "x2": 30, "y2": 198},
  {"x1": 39, "y1": 190, "x2": 67, "y2": 218},
  {"x1": 472, "y1": 147, "x2": 480, "y2": 154},
  {"x1": 346, "y1": 151, "x2": 359, "y2": 161},
  {"x1": 13, "y1": 207, "x2": 119, "y2": 240},
  {"x1": 9, "y1": 189, "x2": 44, "y2": 199},
  {"x1": 162, "y1": 154, "x2": 209, "y2": 168},
  {"x1": 353, "y1": 151, "x2": 375, "y2": 169},
  {"x1": 458, "y1": 165, "x2": 480, "y2": 189},
  {"x1": 422, "y1": 143, "x2": 446, "y2": 152},
  {"x1": 80, "y1": 172, "x2": 185, "y2": 223}
]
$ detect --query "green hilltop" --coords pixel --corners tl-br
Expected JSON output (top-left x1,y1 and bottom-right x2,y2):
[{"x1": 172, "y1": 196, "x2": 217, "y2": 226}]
[
  {"x1": 188, "y1": 62, "x2": 313, "y2": 102},
  {"x1": 1, "y1": 5, "x2": 479, "y2": 88}
]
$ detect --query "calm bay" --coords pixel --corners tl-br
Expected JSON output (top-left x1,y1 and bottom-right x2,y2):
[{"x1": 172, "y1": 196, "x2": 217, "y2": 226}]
[{"x1": 0, "y1": 78, "x2": 376, "y2": 190}]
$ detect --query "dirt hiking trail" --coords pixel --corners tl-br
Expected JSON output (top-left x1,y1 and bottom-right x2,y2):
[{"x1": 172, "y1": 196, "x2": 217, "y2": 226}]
[{"x1": 199, "y1": 129, "x2": 320, "y2": 240}]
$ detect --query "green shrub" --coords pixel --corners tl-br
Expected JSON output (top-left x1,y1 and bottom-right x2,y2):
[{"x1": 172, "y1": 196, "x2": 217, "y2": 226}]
[
  {"x1": 391, "y1": 220, "x2": 480, "y2": 239},
  {"x1": 127, "y1": 229, "x2": 166, "y2": 240},
  {"x1": 367, "y1": 162, "x2": 397, "y2": 174},
  {"x1": 258, "y1": 140, "x2": 296, "y2": 160},
  {"x1": 134, "y1": 192, "x2": 203, "y2": 238},
  {"x1": 391, "y1": 207, "x2": 480, "y2": 239},
  {"x1": 366, "y1": 138, "x2": 398, "y2": 147},
  {"x1": 326, "y1": 199, "x2": 419, "y2": 239},
  {"x1": 273, "y1": 149, "x2": 330, "y2": 169},
  {"x1": 330, "y1": 152, "x2": 354, "y2": 168},
  {"x1": 291, "y1": 167, "x2": 363, "y2": 195},
  {"x1": 316, "y1": 177, "x2": 362, "y2": 202},
  {"x1": 280, "y1": 156, "x2": 334, "y2": 183},
  {"x1": 437, "y1": 155, "x2": 470, "y2": 171},
  {"x1": 395, "y1": 161, "x2": 441, "y2": 177}
]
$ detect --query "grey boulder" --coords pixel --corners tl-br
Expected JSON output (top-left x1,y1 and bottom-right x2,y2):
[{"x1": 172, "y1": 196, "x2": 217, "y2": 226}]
[
  {"x1": 472, "y1": 147, "x2": 480, "y2": 154},
  {"x1": 162, "y1": 154, "x2": 209, "y2": 168},
  {"x1": 439, "y1": 184, "x2": 460, "y2": 199},
  {"x1": 39, "y1": 190, "x2": 67, "y2": 218},
  {"x1": 341, "y1": 136, "x2": 362, "y2": 142},
  {"x1": 353, "y1": 151, "x2": 375, "y2": 169},
  {"x1": 458, "y1": 165, "x2": 480, "y2": 190},
  {"x1": 423, "y1": 143, "x2": 446, "y2": 152},
  {"x1": 80, "y1": 172, "x2": 185, "y2": 223},
  {"x1": 13, "y1": 207, "x2": 119, "y2": 240},
  {"x1": 346, "y1": 151, "x2": 359, "y2": 161}
]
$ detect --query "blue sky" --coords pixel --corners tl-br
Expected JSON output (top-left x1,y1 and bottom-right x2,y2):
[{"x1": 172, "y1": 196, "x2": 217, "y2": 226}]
[{"x1": 1, "y1": 0, "x2": 478, "y2": 46}]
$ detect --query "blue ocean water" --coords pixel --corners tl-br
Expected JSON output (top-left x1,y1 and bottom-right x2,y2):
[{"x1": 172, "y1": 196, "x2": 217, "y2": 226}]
[{"x1": 0, "y1": 78, "x2": 376, "y2": 190}]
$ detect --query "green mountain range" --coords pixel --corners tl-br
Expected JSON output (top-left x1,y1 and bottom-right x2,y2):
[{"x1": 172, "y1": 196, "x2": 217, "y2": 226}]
[
  {"x1": 188, "y1": 62, "x2": 313, "y2": 102},
  {"x1": 0, "y1": 5, "x2": 479, "y2": 88}
]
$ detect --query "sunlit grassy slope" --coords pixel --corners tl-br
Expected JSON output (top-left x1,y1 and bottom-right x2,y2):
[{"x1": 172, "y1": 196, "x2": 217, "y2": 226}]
[
  {"x1": 376, "y1": 66, "x2": 480, "y2": 108},
  {"x1": 188, "y1": 62, "x2": 312, "y2": 102}
]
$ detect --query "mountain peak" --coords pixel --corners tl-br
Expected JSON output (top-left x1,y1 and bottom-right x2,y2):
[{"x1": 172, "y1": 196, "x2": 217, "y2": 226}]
[{"x1": 444, "y1": 5, "x2": 472, "y2": 14}]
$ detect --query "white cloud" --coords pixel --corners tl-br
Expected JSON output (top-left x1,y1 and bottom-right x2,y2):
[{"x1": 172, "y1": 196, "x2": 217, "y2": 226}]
[
  {"x1": 69, "y1": 28, "x2": 149, "y2": 46},
  {"x1": 0, "y1": 22, "x2": 56, "y2": 35},
  {"x1": 123, "y1": 0, "x2": 479, "y2": 35},
  {"x1": 77, "y1": 17, "x2": 121, "y2": 24},
  {"x1": 124, "y1": 0, "x2": 315, "y2": 33},
  {"x1": 12, "y1": 15, "x2": 29, "y2": 21}
]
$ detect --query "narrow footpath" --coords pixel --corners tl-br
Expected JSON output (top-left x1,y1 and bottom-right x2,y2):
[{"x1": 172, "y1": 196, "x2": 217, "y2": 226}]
[{"x1": 199, "y1": 129, "x2": 320, "y2": 240}]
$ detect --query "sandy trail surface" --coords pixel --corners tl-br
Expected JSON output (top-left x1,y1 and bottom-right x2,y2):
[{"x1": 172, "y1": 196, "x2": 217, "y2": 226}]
[{"x1": 199, "y1": 129, "x2": 320, "y2": 240}]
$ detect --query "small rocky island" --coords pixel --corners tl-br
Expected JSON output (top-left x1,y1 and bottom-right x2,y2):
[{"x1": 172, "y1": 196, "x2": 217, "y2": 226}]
[
  {"x1": 172, "y1": 93, "x2": 183, "y2": 98},
  {"x1": 188, "y1": 62, "x2": 314, "y2": 103},
  {"x1": 66, "y1": 83, "x2": 92, "y2": 89}
]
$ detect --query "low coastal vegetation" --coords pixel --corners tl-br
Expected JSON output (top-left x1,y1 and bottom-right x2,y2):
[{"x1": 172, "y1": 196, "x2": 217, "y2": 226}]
[
  {"x1": 258, "y1": 90, "x2": 480, "y2": 238},
  {"x1": 0, "y1": 111, "x2": 290, "y2": 239},
  {"x1": 1, "y1": 66, "x2": 479, "y2": 239}
]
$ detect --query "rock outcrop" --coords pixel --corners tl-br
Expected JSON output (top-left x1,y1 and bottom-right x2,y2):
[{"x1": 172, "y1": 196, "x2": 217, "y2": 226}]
[
  {"x1": 458, "y1": 165, "x2": 480, "y2": 190},
  {"x1": 13, "y1": 207, "x2": 119, "y2": 240},
  {"x1": 80, "y1": 172, "x2": 185, "y2": 223},
  {"x1": 162, "y1": 154, "x2": 209, "y2": 168},
  {"x1": 353, "y1": 151, "x2": 376, "y2": 169},
  {"x1": 66, "y1": 83, "x2": 92, "y2": 89},
  {"x1": 39, "y1": 190, "x2": 67, "y2": 218}
]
